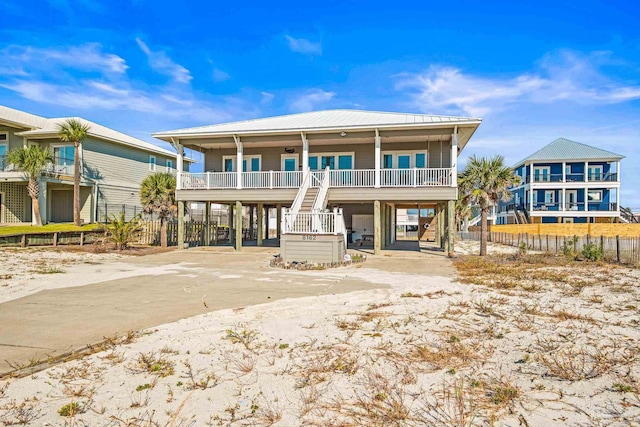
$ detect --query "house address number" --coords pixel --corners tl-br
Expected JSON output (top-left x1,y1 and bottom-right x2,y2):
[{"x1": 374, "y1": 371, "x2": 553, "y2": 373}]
[{"x1": 302, "y1": 235, "x2": 317, "y2": 241}]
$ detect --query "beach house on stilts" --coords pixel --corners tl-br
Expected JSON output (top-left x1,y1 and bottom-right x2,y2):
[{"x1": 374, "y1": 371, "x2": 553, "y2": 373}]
[{"x1": 153, "y1": 110, "x2": 482, "y2": 262}]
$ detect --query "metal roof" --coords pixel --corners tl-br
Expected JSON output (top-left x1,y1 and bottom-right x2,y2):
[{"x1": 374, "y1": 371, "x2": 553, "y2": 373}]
[
  {"x1": 515, "y1": 138, "x2": 625, "y2": 166},
  {"x1": 0, "y1": 104, "x2": 179, "y2": 159},
  {"x1": 153, "y1": 109, "x2": 482, "y2": 138}
]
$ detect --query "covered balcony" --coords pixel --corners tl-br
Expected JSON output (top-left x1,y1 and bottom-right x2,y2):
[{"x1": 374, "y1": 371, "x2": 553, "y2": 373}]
[{"x1": 178, "y1": 167, "x2": 453, "y2": 190}]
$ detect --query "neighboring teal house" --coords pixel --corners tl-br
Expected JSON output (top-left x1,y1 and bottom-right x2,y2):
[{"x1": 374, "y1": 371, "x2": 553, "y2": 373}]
[
  {"x1": 496, "y1": 138, "x2": 624, "y2": 224},
  {"x1": 0, "y1": 105, "x2": 184, "y2": 224}
]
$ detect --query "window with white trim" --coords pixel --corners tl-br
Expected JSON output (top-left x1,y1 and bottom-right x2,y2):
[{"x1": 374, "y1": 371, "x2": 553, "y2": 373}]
[
  {"x1": 149, "y1": 155, "x2": 156, "y2": 171},
  {"x1": 308, "y1": 152, "x2": 355, "y2": 170},
  {"x1": 544, "y1": 190, "x2": 555, "y2": 205},
  {"x1": 381, "y1": 151, "x2": 428, "y2": 169},
  {"x1": 166, "y1": 160, "x2": 173, "y2": 171},
  {"x1": 588, "y1": 190, "x2": 602, "y2": 201},
  {"x1": 222, "y1": 155, "x2": 261, "y2": 172}
]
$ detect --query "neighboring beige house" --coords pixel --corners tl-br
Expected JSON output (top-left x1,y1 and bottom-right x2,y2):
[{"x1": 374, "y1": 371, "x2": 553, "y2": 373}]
[
  {"x1": 0, "y1": 105, "x2": 184, "y2": 224},
  {"x1": 154, "y1": 109, "x2": 482, "y2": 260}
]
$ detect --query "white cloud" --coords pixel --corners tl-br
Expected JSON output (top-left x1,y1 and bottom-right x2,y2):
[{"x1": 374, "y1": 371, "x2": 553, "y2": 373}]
[
  {"x1": 1, "y1": 43, "x2": 128, "y2": 74},
  {"x1": 395, "y1": 50, "x2": 640, "y2": 117},
  {"x1": 135, "y1": 38, "x2": 192, "y2": 83},
  {"x1": 284, "y1": 35, "x2": 322, "y2": 55},
  {"x1": 260, "y1": 91, "x2": 275, "y2": 104},
  {"x1": 212, "y1": 68, "x2": 230, "y2": 82},
  {"x1": 289, "y1": 89, "x2": 335, "y2": 112}
]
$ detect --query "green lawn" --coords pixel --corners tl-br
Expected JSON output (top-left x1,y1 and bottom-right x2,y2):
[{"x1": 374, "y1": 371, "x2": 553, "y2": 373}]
[{"x1": 0, "y1": 223, "x2": 102, "y2": 236}]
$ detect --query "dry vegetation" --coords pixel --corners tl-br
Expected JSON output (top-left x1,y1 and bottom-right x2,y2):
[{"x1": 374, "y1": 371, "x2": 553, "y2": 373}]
[{"x1": 0, "y1": 250, "x2": 639, "y2": 425}]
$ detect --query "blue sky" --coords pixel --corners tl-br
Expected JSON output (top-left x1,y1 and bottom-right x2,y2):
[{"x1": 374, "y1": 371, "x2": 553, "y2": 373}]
[{"x1": 1, "y1": 0, "x2": 639, "y2": 208}]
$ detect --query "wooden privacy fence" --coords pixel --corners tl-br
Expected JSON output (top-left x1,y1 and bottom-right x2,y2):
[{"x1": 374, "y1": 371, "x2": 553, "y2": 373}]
[
  {"x1": 489, "y1": 223, "x2": 640, "y2": 237},
  {"x1": 459, "y1": 231, "x2": 640, "y2": 266}
]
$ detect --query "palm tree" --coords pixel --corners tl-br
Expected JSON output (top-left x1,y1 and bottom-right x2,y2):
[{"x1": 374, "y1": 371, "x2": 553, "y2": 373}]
[
  {"x1": 459, "y1": 155, "x2": 521, "y2": 256},
  {"x1": 7, "y1": 145, "x2": 54, "y2": 226},
  {"x1": 57, "y1": 118, "x2": 90, "y2": 226},
  {"x1": 140, "y1": 172, "x2": 176, "y2": 248}
]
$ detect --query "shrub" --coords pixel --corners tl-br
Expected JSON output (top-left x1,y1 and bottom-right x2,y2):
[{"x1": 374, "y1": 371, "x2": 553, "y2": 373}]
[
  {"x1": 581, "y1": 241, "x2": 603, "y2": 262},
  {"x1": 561, "y1": 235, "x2": 579, "y2": 260},
  {"x1": 101, "y1": 212, "x2": 144, "y2": 250},
  {"x1": 58, "y1": 402, "x2": 80, "y2": 417}
]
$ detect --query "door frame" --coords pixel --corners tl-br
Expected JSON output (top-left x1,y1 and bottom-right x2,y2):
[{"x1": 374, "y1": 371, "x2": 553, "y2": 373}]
[
  {"x1": 281, "y1": 154, "x2": 299, "y2": 171},
  {"x1": 566, "y1": 190, "x2": 578, "y2": 210}
]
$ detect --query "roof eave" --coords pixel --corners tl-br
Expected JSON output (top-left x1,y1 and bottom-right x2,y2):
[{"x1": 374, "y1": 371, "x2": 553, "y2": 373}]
[{"x1": 152, "y1": 119, "x2": 483, "y2": 142}]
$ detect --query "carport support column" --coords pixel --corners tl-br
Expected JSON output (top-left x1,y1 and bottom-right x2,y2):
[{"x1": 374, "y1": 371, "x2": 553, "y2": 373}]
[
  {"x1": 276, "y1": 204, "x2": 282, "y2": 239},
  {"x1": 235, "y1": 201, "x2": 243, "y2": 251},
  {"x1": 380, "y1": 203, "x2": 386, "y2": 249},
  {"x1": 374, "y1": 200, "x2": 382, "y2": 255},
  {"x1": 443, "y1": 203, "x2": 450, "y2": 254},
  {"x1": 205, "y1": 201, "x2": 211, "y2": 246},
  {"x1": 177, "y1": 200, "x2": 185, "y2": 249},
  {"x1": 447, "y1": 199, "x2": 455, "y2": 255},
  {"x1": 228, "y1": 203, "x2": 234, "y2": 243},
  {"x1": 257, "y1": 203, "x2": 264, "y2": 246}
]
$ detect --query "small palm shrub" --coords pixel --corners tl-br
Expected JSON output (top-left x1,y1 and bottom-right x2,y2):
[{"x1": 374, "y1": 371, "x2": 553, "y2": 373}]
[
  {"x1": 102, "y1": 212, "x2": 144, "y2": 250},
  {"x1": 562, "y1": 236, "x2": 579, "y2": 260}
]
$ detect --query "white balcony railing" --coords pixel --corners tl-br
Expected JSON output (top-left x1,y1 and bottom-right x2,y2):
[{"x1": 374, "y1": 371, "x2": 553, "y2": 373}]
[
  {"x1": 179, "y1": 168, "x2": 452, "y2": 190},
  {"x1": 283, "y1": 209, "x2": 346, "y2": 235}
]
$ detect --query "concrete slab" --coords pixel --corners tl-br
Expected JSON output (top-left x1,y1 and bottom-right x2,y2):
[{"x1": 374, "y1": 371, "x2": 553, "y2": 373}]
[{"x1": 0, "y1": 246, "x2": 453, "y2": 375}]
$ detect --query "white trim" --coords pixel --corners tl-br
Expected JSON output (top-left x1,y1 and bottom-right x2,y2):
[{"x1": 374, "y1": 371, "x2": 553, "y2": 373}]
[
  {"x1": 149, "y1": 155, "x2": 156, "y2": 172},
  {"x1": 533, "y1": 166, "x2": 550, "y2": 182},
  {"x1": 281, "y1": 153, "x2": 299, "y2": 171},
  {"x1": 166, "y1": 159, "x2": 173, "y2": 171},
  {"x1": 544, "y1": 190, "x2": 555, "y2": 205},
  {"x1": 307, "y1": 151, "x2": 356, "y2": 170},
  {"x1": 381, "y1": 150, "x2": 428, "y2": 169}
]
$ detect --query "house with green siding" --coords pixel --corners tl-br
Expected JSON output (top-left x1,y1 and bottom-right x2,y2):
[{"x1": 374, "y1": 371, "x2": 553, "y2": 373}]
[{"x1": 0, "y1": 105, "x2": 185, "y2": 224}]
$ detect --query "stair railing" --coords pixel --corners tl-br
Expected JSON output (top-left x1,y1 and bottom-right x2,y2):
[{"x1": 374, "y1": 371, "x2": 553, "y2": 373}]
[{"x1": 285, "y1": 168, "x2": 311, "y2": 233}]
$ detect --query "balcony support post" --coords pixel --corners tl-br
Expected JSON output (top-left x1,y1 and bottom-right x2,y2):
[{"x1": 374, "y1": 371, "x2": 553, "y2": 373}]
[
  {"x1": 585, "y1": 161, "x2": 589, "y2": 182},
  {"x1": 562, "y1": 161, "x2": 566, "y2": 182},
  {"x1": 276, "y1": 204, "x2": 282, "y2": 239},
  {"x1": 451, "y1": 126, "x2": 458, "y2": 187},
  {"x1": 374, "y1": 129, "x2": 381, "y2": 188},
  {"x1": 257, "y1": 203, "x2": 264, "y2": 247},
  {"x1": 562, "y1": 188, "x2": 566, "y2": 211},
  {"x1": 177, "y1": 200, "x2": 185, "y2": 249},
  {"x1": 205, "y1": 201, "x2": 211, "y2": 246},
  {"x1": 446, "y1": 199, "x2": 455, "y2": 254},
  {"x1": 301, "y1": 132, "x2": 309, "y2": 173},
  {"x1": 233, "y1": 135, "x2": 243, "y2": 189},
  {"x1": 235, "y1": 200, "x2": 243, "y2": 251},
  {"x1": 374, "y1": 200, "x2": 382, "y2": 255},
  {"x1": 171, "y1": 138, "x2": 183, "y2": 190}
]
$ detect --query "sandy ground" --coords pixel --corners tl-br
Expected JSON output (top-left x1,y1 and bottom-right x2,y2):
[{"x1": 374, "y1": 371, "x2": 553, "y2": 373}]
[{"x1": 1, "y1": 242, "x2": 639, "y2": 426}]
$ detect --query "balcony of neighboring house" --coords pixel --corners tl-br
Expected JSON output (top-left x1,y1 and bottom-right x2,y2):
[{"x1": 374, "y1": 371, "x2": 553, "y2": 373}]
[
  {"x1": 0, "y1": 154, "x2": 75, "y2": 181},
  {"x1": 528, "y1": 188, "x2": 620, "y2": 216},
  {"x1": 523, "y1": 161, "x2": 620, "y2": 184}
]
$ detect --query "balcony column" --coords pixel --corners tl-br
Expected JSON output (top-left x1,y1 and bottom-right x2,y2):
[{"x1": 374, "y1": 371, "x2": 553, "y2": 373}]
[
  {"x1": 562, "y1": 188, "x2": 566, "y2": 211},
  {"x1": 585, "y1": 161, "x2": 588, "y2": 182},
  {"x1": 172, "y1": 138, "x2": 183, "y2": 190},
  {"x1": 233, "y1": 135, "x2": 243, "y2": 189},
  {"x1": 257, "y1": 203, "x2": 264, "y2": 247},
  {"x1": 374, "y1": 128, "x2": 381, "y2": 188},
  {"x1": 301, "y1": 132, "x2": 309, "y2": 173},
  {"x1": 235, "y1": 201, "x2": 243, "y2": 251},
  {"x1": 562, "y1": 161, "x2": 566, "y2": 182},
  {"x1": 374, "y1": 200, "x2": 382, "y2": 255},
  {"x1": 451, "y1": 126, "x2": 458, "y2": 187}
]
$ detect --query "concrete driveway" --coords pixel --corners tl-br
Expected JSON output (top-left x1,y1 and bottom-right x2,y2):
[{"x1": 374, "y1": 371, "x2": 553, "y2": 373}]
[{"x1": 0, "y1": 243, "x2": 453, "y2": 375}]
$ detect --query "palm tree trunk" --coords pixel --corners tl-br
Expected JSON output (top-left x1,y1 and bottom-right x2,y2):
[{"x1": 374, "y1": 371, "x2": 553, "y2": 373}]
[
  {"x1": 73, "y1": 142, "x2": 81, "y2": 226},
  {"x1": 27, "y1": 177, "x2": 42, "y2": 226},
  {"x1": 160, "y1": 217, "x2": 167, "y2": 248},
  {"x1": 480, "y1": 208, "x2": 488, "y2": 256}
]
